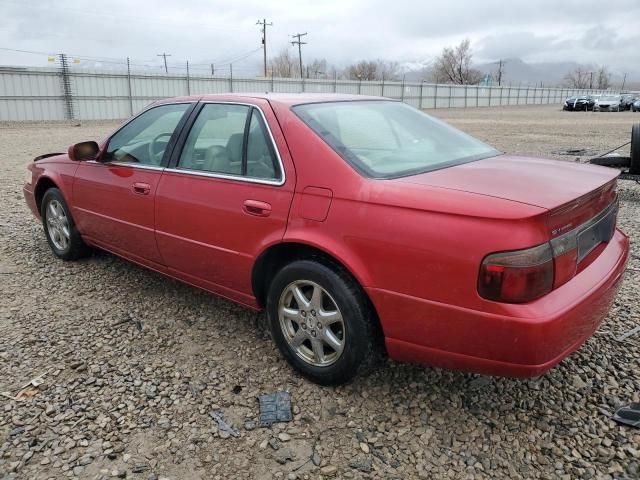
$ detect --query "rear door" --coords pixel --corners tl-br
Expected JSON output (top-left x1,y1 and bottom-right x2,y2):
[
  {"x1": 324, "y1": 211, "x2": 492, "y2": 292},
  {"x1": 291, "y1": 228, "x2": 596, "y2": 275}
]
[
  {"x1": 73, "y1": 103, "x2": 193, "y2": 268},
  {"x1": 154, "y1": 100, "x2": 295, "y2": 305}
]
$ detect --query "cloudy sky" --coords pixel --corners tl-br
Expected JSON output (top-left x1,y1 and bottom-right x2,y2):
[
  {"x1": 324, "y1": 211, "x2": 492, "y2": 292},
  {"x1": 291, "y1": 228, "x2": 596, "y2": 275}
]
[{"x1": 1, "y1": 0, "x2": 638, "y2": 77}]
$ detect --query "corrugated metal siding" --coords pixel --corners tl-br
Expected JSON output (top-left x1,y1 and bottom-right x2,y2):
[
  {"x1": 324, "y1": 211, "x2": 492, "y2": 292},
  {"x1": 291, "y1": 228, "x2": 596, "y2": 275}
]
[{"x1": 0, "y1": 66, "x2": 614, "y2": 121}]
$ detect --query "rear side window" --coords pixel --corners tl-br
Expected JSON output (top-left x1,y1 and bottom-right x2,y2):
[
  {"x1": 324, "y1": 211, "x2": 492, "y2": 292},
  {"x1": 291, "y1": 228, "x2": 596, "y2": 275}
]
[{"x1": 178, "y1": 103, "x2": 282, "y2": 182}]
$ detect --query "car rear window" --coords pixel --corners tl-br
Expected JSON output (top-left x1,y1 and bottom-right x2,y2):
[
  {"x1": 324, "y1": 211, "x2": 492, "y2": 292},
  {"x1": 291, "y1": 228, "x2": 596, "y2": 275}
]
[{"x1": 292, "y1": 100, "x2": 499, "y2": 179}]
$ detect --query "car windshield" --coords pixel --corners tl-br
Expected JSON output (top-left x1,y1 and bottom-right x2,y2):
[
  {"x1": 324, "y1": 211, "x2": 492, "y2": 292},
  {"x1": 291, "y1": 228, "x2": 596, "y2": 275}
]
[
  {"x1": 292, "y1": 100, "x2": 499, "y2": 178},
  {"x1": 600, "y1": 96, "x2": 619, "y2": 101}
]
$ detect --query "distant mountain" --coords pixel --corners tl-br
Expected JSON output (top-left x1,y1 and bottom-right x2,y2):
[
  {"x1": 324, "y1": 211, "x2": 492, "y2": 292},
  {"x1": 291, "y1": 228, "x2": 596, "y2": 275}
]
[{"x1": 403, "y1": 58, "x2": 639, "y2": 90}]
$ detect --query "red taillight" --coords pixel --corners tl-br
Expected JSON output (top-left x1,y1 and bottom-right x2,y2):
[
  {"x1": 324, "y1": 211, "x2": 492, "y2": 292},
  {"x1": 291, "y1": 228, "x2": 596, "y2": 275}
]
[
  {"x1": 478, "y1": 243, "x2": 554, "y2": 303},
  {"x1": 550, "y1": 232, "x2": 578, "y2": 288}
]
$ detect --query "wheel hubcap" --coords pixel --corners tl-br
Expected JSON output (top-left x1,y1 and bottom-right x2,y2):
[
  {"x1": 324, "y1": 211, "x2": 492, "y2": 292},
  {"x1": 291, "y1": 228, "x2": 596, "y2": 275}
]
[
  {"x1": 278, "y1": 280, "x2": 345, "y2": 367},
  {"x1": 46, "y1": 199, "x2": 70, "y2": 251}
]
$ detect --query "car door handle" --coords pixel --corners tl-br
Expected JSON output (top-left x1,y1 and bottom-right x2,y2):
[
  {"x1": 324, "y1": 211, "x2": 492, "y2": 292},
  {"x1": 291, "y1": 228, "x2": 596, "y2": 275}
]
[
  {"x1": 243, "y1": 200, "x2": 272, "y2": 217},
  {"x1": 132, "y1": 182, "x2": 151, "y2": 195}
]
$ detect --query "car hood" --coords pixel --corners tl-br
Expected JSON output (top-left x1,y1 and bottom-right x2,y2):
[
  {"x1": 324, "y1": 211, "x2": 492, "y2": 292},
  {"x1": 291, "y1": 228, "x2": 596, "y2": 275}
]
[{"x1": 393, "y1": 155, "x2": 619, "y2": 210}]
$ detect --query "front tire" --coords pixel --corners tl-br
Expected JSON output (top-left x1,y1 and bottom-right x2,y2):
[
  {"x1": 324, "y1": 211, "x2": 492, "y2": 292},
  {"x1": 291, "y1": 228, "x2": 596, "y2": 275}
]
[
  {"x1": 41, "y1": 188, "x2": 90, "y2": 260},
  {"x1": 266, "y1": 260, "x2": 380, "y2": 385}
]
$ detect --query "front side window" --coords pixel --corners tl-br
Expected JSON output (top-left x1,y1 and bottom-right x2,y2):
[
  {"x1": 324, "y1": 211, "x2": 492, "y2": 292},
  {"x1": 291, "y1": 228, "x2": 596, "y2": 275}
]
[
  {"x1": 178, "y1": 103, "x2": 281, "y2": 181},
  {"x1": 104, "y1": 103, "x2": 190, "y2": 165},
  {"x1": 293, "y1": 100, "x2": 499, "y2": 179}
]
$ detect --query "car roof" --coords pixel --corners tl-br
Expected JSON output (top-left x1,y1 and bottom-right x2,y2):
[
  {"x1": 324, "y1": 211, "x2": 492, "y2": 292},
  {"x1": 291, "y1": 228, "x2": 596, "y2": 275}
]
[{"x1": 156, "y1": 92, "x2": 392, "y2": 107}]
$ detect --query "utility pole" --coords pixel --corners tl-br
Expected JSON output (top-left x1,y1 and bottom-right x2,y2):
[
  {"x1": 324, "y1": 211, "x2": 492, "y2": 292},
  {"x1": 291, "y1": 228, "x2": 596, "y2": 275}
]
[
  {"x1": 589, "y1": 71, "x2": 594, "y2": 89},
  {"x1": 210, "y1": 63, "x2": 215, "y2": 76},
  {"x1": 157, "y1": 52, "x2": 171, "y2": 74},
  {"x1": 495, "y1": 59, "x2": 505, "y2": 86},
  {"x1": 621, "y1": 72, "x2": 627, "y2": 91},
  {"x1": 256, "y1": 19, "x2": 273, "y2": 78},
  {"x1": 291, "y1": 32, "x2": 307, "y2": 79}
]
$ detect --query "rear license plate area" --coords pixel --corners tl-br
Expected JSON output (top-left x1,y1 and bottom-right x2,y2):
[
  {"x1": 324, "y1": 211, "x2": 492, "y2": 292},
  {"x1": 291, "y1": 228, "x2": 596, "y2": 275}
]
[{"x1": 577, "y1": 204, "x2": 616, "y2": 262}]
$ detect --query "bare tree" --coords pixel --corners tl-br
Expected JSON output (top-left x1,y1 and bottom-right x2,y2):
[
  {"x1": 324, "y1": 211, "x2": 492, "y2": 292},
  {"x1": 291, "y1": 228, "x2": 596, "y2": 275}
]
[
  {"x1": 307, "y1": 58, "x2": 328, "y2": 78},
  {"x1": 432, "y1": 39, "x2": 483, "y2": 85},
  {"x1": 344, "y1": 59, "x2": 400, "y2": 81},
  {"x1": 377, "y1": 60, "x2": 400, "y2": 81},
  {"x1": 596, "y1": 65, "x2": 611, "y2": 90},
  {"x1": 346, "y1": 60, "x2": 378, "y2": 80},
  {"x1": 268, "y1": 48, "x2": 296, "y2": 78},
  {"x1": 563, "y1": 66, "x2": 590, "y2": 89}
]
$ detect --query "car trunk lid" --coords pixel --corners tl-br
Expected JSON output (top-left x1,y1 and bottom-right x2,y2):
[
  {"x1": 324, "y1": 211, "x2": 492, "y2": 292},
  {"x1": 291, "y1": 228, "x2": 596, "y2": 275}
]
[{"x1": 396, "y1": 154, "x2": 619, "y2": 276}]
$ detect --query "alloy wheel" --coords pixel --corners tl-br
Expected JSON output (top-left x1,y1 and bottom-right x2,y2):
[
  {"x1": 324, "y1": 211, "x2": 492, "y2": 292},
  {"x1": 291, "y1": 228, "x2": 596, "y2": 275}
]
[
  {"x1": 278, "y1": 280, "x2": 345, "y2": 367},
  {"x1": 46, "y1": 199, "x2": 70, "y2": 251}
]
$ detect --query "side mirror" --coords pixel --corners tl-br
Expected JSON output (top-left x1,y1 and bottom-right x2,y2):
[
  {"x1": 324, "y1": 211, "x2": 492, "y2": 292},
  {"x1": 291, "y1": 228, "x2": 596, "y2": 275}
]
[{"x1": 68, "y1": 141, "x2": 100, "y2": 161}]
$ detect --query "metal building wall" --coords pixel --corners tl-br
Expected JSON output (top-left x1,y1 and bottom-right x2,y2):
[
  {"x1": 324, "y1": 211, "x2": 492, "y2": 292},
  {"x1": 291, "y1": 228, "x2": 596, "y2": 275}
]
[{"x1": 0, "y1": 66, "x2": 611, "y2": 121}]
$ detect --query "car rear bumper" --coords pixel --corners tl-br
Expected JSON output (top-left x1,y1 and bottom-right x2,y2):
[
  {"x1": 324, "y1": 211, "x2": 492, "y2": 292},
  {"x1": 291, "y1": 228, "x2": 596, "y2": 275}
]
[
  {"x1": 368, "y1": 229, "x2": 629, "y2": 377},
  {"x1": 23, "y1": 184, "x2": 40, "y2": 219}
]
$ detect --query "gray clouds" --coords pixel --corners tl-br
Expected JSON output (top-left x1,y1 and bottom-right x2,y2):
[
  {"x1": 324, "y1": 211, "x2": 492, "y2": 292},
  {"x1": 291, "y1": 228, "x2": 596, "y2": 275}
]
[{"x1": 0, "y1": 0, "x2": 638, "y2": 74}]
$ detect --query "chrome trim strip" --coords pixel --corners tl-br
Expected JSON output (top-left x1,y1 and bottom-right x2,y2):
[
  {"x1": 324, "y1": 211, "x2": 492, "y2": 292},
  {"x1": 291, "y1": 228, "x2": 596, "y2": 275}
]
[
  {"x1": 168, "y1": 101, "x2": 286, "y2": 187},
  {"x1": 84, "y1": 160, "x2": 165, "y2": 171},
  {"x1": 163, "y1": 167, "x2": 283, "y2": 185}
]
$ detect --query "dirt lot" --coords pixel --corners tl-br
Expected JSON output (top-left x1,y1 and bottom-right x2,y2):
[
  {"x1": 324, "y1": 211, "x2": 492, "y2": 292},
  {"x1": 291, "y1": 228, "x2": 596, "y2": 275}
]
[{"x1": 1, "y1": 105, "x2": 640, "y2": 480}]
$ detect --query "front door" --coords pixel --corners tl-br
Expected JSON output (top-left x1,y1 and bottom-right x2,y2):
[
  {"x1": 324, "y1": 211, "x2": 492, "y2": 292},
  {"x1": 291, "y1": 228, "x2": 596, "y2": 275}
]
[
  {"x1": 154, "y1": 101, "x2": 295, "y2": 305},
  {"x1": 73, "y1": 103, "x2": 192, "y2": 268}
]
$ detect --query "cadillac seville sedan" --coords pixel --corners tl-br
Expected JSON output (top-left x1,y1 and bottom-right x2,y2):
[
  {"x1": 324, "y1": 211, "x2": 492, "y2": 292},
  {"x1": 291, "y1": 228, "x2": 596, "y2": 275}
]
[{"x1": 24, "y1": 93, "x2": 628, "y2": 385}]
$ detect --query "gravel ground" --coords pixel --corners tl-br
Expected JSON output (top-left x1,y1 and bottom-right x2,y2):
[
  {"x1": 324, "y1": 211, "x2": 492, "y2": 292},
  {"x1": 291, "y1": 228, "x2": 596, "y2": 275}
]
[{"x1": 1, "y1": 105, "x2": 640, "y2": 480}]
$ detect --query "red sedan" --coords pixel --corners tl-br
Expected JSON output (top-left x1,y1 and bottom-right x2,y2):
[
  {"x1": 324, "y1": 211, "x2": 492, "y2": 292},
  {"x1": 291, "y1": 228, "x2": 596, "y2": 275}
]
[{"x1": 24, "y1": 94, "x2": 628, "y2": 385}]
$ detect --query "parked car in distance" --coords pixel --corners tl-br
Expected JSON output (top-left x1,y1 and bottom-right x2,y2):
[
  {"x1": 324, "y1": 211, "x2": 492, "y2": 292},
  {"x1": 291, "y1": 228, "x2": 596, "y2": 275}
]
[
  {"x1": 620, "y1": 95, "x2": 637, "y2": 111},
  {"x1": 23, "y1": 94, "x2": 629, "y2": 385},
  {"x1": 563, "y1": 95, "x2": 595, "y2": 111},
  {"x1": 595, "y1": 95, "x2": 623, "y2": 112},
  {"x1": 633, "y1": 99, "x2": 640, "y2": 112}
]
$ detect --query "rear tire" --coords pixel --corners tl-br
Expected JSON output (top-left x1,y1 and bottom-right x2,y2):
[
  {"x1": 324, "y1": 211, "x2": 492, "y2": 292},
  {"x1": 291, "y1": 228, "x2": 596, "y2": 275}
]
[
  {"x1": 631, "y1": 124, "x2": 640, "y2": 175},
  {"x1": 266, "y1": 259, "x2": 380, "y2": 385},
  {"x1": 41, "y1": 188, "x2": 91, "y2": 260}
]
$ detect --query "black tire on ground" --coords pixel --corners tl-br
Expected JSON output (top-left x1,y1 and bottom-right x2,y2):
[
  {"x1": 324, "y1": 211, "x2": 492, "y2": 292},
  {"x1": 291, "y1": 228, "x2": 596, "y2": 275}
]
[
  {"x1": 41, "y1": 188, "x2": 91, "y2": 260},
  {"x1": 266, "y1": 259, "x2": 381, "y2": 385},
  {"x1": 631, "y1": 124, "x2": 640, "y2": 175}
]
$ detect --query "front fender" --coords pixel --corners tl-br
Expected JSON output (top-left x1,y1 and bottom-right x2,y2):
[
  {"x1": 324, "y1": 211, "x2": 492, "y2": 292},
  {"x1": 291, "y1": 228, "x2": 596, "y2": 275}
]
[{"x1": 32, "y1": 160, "x2": 80, "y2": 215}]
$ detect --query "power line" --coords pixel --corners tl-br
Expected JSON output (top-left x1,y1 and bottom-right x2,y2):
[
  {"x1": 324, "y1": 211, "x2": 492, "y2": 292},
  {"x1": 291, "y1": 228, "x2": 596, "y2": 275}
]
[
  {"x1": 291, "y1": 32, "x2": 307, "y2": 79},
  {"x1": 256, "y1": 19, "x2": 273, "y2": 77},
  {"x1": 157, "y1": 52, "x2": 171, "y2": 74}
]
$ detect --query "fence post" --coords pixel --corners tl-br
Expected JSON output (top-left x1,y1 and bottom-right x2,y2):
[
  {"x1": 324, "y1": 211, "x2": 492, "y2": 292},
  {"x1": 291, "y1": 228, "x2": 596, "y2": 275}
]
[
  {"x1": 419, "y1": 81, "x2": 424, "y2": 109},
  {"x1": 434, "y1": 83, "x2": 438, "y2": 109},
  {"x1": 499, "y1": 86, "x2": 503, "y2": 106},
  {"x1": 448, "y1": 85, "x2": 452, "y2": 108},
  {"x1": 229, "y1": 64, "x2": 233, "y2": 93},
  {"x1": 400, "y1": 75, "x2": 405, "y2": 102},
  {"x1": 186, "y1": 60, "x2": 190, "y2": 95},
  {"x1": 526, "y1": 86, "x2": 530, "y2": 105},
  {"x1": 475, "y1": 85, "x2": 479, "y2": 107},
  {"x1": 333, "y1": 71, "x2": 337, "y2": 93},
  {"x1": 464, "y1": 85, "x2": 467, "y2": 107},
  {"x1": 488, "y1": 86, "x2": 492, "y2": 107},
  {"x1": 126, "y1": 57, "x2": 133, "y2": 116},
  {"x1": 271, "y1": 71, "x2": 274, "y2": 92},
  {"x1": 381, "y1": 76, "x2": 385, "y2": 97},
  {"x1": 533, "y1": 87, "x2": 536, "y2": 104}
]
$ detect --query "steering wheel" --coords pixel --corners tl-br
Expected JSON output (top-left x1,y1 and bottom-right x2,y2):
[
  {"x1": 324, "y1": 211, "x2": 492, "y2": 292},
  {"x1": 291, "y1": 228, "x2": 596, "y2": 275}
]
[{"x1": 148, "y1": 133, "x2": 172, "y2": 165}]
